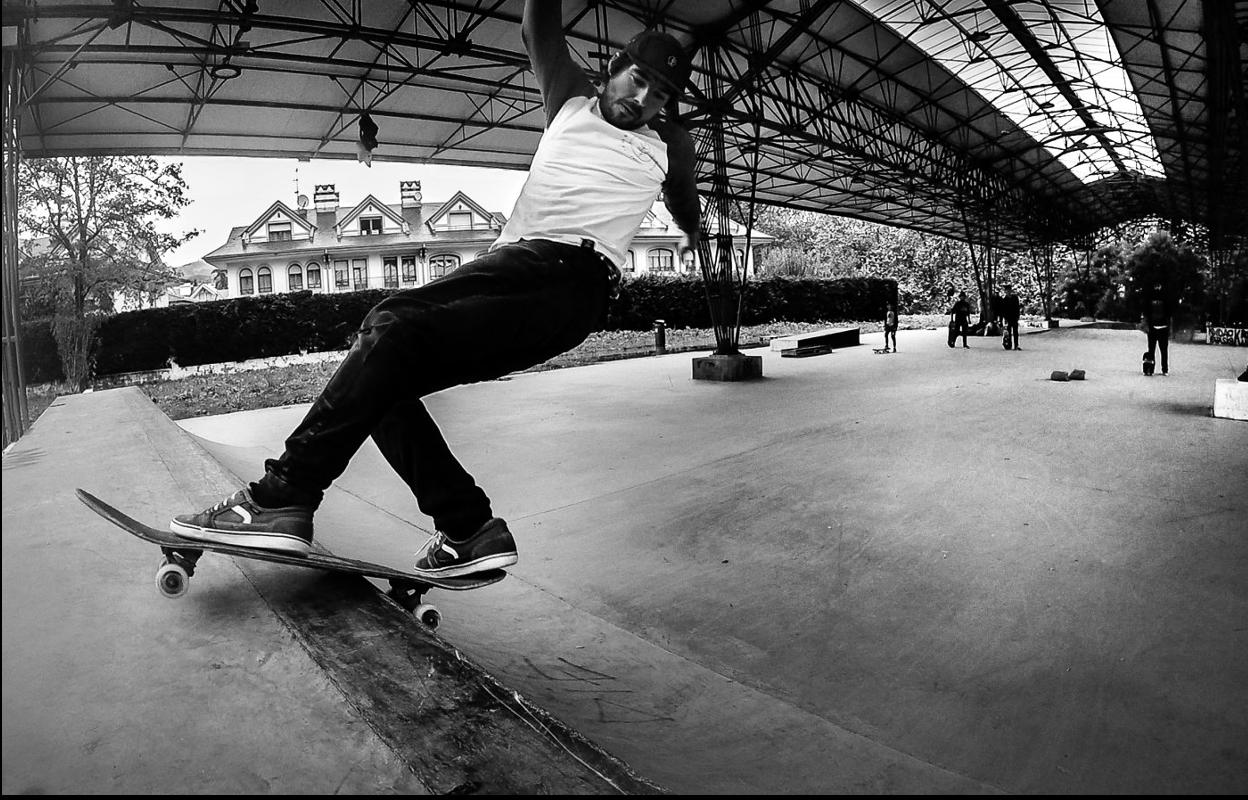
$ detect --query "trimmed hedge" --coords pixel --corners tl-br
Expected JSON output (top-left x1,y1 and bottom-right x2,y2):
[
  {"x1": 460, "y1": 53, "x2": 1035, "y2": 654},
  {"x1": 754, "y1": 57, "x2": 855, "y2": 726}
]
[
  {"x1": 93, "y1": 290, "x2": 385, "y2": 374},
  {"x1": 612, "y1": 274, "x2": 896, "y2": 329},
  {"x1": 35, "y1": 275, "x2": 897, "y2": 378},
  {"x1": 19, "y1": 319, "x2": 64, "y2": 384}
]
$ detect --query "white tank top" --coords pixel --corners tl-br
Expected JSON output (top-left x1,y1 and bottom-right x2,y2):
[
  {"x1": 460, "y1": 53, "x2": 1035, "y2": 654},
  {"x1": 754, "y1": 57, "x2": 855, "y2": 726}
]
[{"x1": 494, "y1": 95, "x2": 669, "y2": 268}]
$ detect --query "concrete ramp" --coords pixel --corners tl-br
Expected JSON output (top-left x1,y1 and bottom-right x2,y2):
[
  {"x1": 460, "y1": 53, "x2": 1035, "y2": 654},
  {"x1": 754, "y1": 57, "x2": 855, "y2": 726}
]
[
  {"x1": 9, "y1": 326, "x2": 1247, "y2": 795},
  {"x1": 1, "y1": 387, "x2": 662, "y2": 795}
]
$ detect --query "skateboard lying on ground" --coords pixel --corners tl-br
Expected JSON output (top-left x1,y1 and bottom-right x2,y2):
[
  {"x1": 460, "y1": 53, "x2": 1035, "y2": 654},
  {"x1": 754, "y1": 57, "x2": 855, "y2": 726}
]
[{"x1": 76, "y1": 489, "x2": 504, "y2": 628}]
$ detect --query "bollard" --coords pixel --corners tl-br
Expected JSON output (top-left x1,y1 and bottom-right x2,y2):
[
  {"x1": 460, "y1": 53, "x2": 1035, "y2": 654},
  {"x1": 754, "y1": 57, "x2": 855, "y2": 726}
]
[{"x1": 654, "y1": 319, "x2": 667, "y2": 354}]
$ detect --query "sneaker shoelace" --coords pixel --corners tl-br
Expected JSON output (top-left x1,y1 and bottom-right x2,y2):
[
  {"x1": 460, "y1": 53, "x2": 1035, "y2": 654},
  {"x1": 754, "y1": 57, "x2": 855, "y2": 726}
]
[
  {"x1": 417, "y1": 531, "x2": 447, "y2": 560},
  {"x1": 206, "y1": 491, "x2": 246, "y2": 516}
]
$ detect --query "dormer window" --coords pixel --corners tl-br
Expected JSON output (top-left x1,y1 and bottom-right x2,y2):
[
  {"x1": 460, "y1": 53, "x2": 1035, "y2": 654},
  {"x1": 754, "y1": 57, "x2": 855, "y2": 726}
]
[
  {"x1": 360, "y1": 216, "x2": 383, "y2": 236},
  {"x1": 448, "y1": 211, "x2": 472, "y2": 230},
  {"x1": 267, "y1": 222, "x2": 292, "y2": 241}
]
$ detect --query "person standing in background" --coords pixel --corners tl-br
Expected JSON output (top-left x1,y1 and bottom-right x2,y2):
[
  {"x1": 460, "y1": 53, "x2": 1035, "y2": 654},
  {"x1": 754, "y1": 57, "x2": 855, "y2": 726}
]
[
  {"x1": 1000, "y1": 285, "x2": 1021, "y2": 350},
  {"x1": 949, "y1": 291, "x2": 971, "y2": 348},
  {"x1": 883, "y1": 300, "x2": 899, "y2": 352},
  {"x1": 1143, "y1": 282, "x2": 1171, "y2": 376}
]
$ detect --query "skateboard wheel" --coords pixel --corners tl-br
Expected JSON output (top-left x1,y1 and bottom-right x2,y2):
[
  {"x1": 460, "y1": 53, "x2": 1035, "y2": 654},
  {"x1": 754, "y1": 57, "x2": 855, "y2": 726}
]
[
  {"x1": 156, "y1": 561, "x2": 190, "y2": 599},
  {"x1": 414, "y1": 603, "x2": 441, "y2": 629}
]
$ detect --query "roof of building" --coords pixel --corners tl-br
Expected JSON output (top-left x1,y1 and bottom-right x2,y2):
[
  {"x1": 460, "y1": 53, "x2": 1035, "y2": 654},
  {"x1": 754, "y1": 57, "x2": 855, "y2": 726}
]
[
  {"x1": 203, "y1": 199, "x2": 497, "y2": 262},
  {"x1": 203, "y1": 194, "x2": 769, "y2": 264}
]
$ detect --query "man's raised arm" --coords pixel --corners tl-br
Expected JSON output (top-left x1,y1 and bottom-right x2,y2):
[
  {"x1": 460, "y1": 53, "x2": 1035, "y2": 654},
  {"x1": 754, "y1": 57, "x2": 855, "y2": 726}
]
[
  {"x1": 659, "y1": 124, "x2": 702, "y2": 259},
  {"x1": 522, "y1": 0, "x2": 593, "y2": 125}
]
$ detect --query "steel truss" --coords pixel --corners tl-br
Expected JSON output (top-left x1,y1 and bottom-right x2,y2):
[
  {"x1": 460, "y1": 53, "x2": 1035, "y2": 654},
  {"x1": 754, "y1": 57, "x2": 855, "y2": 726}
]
[{"x1": 7, "y1": 1, "x2": 1238, "y2": 249}]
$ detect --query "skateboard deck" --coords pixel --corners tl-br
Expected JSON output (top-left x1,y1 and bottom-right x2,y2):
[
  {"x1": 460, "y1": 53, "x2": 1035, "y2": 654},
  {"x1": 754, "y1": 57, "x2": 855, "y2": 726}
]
[{"x1": 76, "y1": 489, "x2": 504, "y2": 628}]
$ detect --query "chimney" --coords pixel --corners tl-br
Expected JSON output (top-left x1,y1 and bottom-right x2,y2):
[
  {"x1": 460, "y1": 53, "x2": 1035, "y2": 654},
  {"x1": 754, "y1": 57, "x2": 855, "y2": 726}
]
[
  {"x1": 400, "y1": 180, "x2": 422, "y2": 209},
  {"x1": 314, "y1": 184, "x2": 339, "y2": 213}
]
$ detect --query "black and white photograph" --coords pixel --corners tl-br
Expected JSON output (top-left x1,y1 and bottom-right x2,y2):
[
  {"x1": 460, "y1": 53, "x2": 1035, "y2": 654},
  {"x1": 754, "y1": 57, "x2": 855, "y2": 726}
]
[{"x1": 3, "y1": 0, "x2": 1246, "y2": 794}]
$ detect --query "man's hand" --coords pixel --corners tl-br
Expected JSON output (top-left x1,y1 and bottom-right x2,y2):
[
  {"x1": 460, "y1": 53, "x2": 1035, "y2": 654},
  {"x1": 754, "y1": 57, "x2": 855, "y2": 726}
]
[{"x1": 678, "y1": 230, "x2": 699, "y2": 262}]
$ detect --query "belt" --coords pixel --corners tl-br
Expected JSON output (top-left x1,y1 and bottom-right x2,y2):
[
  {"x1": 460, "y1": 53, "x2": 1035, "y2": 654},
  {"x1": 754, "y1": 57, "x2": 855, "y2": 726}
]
[{"x1": 581, "y1": 238, "x2": 622, "y2": 300}]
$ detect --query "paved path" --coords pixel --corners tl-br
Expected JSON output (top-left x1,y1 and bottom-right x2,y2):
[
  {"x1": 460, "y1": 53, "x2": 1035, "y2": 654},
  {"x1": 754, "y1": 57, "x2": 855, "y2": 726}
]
[{"x1": 5, "y1": 323, "x2": 1247, "y2": 793}]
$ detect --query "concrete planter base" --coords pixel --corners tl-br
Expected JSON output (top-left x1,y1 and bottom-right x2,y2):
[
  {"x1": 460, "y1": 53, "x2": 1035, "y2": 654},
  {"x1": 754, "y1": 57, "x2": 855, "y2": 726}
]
[
  {"x1": 692, "y1": 353, "x2": 763, "y2": 382},
  {"x1": 1214, "y1": 378, "x2": 1248, "y2": 420}
]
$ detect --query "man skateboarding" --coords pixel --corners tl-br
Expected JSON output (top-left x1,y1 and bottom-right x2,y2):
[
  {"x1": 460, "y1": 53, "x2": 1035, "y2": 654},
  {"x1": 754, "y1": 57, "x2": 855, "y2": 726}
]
[{"x1": 170, "y1": 0, "x2": 702, "y2": 578}]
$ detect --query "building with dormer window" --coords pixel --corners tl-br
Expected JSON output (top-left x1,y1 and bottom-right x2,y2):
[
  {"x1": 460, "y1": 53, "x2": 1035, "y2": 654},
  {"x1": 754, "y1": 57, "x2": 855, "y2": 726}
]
[{"x1": 203, "y1": 181, "x2": 769, "y2": 300}]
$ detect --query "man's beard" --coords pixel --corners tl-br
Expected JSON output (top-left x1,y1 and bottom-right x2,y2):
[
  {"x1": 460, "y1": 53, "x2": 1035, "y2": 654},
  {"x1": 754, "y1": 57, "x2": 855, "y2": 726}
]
[{"x1": 599, "y1": 95, "x2": 645, "y2": 130}]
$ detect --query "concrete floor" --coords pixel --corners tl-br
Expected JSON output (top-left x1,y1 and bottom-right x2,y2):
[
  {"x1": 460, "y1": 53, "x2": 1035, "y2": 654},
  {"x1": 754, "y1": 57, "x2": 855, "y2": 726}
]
[{"x1": 5, "y1": 322, "x2": 1247, "y2": 793}]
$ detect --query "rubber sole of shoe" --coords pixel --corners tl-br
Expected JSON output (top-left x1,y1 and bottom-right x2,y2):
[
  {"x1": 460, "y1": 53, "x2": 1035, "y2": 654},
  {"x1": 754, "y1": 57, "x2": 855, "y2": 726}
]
[
  {"x1": 413, "y1": 552, "x2": 518, "y2": 579},
  {"x1": 169, "y1": 521, "x2": 312, "y2": 556}
]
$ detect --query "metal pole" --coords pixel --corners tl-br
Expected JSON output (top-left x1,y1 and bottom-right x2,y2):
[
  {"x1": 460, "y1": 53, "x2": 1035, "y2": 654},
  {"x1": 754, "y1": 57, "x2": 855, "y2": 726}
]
[{"x1": 2, "y1": 49, "x2": 29, "y2": 447}]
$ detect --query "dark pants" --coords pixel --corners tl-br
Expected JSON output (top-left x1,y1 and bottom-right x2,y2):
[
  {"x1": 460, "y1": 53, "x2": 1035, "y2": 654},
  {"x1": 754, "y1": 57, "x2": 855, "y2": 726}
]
[
  {"x1": 1147, "y1": 326, "x2": 1170, "y2": 374},
  {"x1": 949, "y1": 319, "x2": 969, "y2": 346},
  {"x1": 1004, "y1": 318, "x2": 1020, "y2": 349},
  {"x1": 253, "y1": 240, "x2": 615, "y2": 538}
]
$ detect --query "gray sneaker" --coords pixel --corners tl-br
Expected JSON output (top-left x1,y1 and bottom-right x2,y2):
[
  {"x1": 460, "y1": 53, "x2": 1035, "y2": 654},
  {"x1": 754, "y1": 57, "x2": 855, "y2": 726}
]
[
  {"x1": 171, "y1": 488, "x2": 313, "y2": 556},
  {"x1": 414, "y1": 518, "x2": 517, "y2": 577}
]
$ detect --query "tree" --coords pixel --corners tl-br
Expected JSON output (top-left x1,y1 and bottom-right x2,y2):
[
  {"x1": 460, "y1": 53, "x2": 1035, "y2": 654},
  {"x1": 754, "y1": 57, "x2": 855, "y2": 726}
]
[
  {"x1": 1121, "y1": 230, "x2": 1208, "y2": 328},
  {"x1": 18, "y1": 156, "x2": 198, "y2": 388},
  {"x1": 752, "y1": 206, "x2": 982, "y2": 313},
  {"x1": 1055, "y1": 244, "x2": 1126, "y2": 320}
]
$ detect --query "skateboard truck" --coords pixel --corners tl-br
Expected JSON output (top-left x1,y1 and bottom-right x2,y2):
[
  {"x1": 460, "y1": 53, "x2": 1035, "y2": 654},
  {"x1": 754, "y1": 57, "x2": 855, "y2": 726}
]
[
  {"x1": 156, "y1": 546, "x2": 203, "y2": 599},
  {"x1": 386, "y1": 580, "x2": 442, "y2": 627}
]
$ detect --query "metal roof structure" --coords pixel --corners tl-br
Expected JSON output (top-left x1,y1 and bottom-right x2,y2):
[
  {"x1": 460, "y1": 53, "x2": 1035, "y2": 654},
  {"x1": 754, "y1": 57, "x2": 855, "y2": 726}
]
[{"x1": 3, "y1": 0, "x2": 1245, "y2": 251}]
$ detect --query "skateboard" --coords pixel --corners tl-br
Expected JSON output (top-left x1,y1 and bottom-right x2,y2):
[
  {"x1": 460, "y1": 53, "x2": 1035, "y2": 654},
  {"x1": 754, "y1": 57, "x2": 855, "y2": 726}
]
[
  {"x1": 76, "y1": 489, "x2": 504, "y2": 628},
  {"x1": 1142, "y1": 351, "x2": 1155, "y2": 376},
  {"x1": 872, "y1": 348, "x2": 893, "y2": 354}
]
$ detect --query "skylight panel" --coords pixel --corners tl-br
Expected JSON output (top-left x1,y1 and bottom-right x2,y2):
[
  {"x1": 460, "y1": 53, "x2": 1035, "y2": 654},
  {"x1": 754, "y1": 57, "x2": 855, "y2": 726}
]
[{"x1": 860, "y1": 0, "x2": 1164, "y2": 183}]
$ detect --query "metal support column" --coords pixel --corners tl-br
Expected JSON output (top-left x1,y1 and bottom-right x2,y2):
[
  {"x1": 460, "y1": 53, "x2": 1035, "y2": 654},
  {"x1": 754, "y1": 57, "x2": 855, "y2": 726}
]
[
  {"x1": 693, "y1": 46, "x2": 744, "y2": 357},
  {"x1": 2, "y1": 49, "x2": 29, "y2": 447},
  {"x1": 690, "y1": 39, "x2": 763, "y2": 358}
]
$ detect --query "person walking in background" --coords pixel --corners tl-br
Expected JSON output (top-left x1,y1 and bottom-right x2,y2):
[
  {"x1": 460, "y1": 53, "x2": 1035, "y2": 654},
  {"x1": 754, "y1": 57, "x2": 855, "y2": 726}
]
[
  {"x1": 883, "y1": 300, "x2": 899, "y2": 352},
  {"x1": 949, "y1": 291, "x2": 971, "y2": 348},
  {"x1": 1143, "y1": 282, "x2": 1171, "y2": 376},
  {"x1": 1000, "y1": 285, "x2": 1021, "y2": 350}
]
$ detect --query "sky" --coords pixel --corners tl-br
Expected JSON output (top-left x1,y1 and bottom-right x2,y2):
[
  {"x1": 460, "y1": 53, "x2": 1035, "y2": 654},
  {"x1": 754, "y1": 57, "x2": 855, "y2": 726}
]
[{"x1": 161, "y1": 156, "x2": 531, "y2": 269}]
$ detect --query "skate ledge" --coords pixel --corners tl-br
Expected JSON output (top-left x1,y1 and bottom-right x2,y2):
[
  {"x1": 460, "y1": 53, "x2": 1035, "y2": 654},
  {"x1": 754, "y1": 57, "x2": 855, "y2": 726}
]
[{"x1": 769, "y1": 326, "x2": 860, "y2": 352}]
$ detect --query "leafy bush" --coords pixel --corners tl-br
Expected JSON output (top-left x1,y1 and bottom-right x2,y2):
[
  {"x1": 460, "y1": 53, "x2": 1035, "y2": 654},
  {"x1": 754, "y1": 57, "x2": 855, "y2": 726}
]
[
  {"x1": 19, "y1": 318, "x2": 64, "y2": 384},
  {"x1": 61, "y1": 274, "x2": 898, "y2": 377},
  {"x1": 93, "y1": 290, "x2": 385, "y2": 374},
  {"x1": 611, "y1": 274, "x2": 895, "y2": 330},
  {"x1": 52, "y1": 313, "x2": 103, "y2": 391},
  {"x1": 1121, "y1": 231, "x2": 1207, "y2": 328}
]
